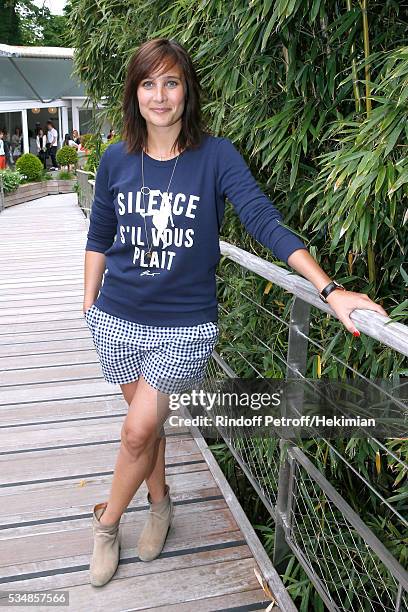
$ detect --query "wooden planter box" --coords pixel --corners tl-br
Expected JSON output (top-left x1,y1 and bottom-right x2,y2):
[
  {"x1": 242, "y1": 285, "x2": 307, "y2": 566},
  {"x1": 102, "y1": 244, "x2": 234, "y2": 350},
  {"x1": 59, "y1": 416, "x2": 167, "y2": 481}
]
[{"x1": 3, "y1": 179, "x2": 77, "y2": 208}]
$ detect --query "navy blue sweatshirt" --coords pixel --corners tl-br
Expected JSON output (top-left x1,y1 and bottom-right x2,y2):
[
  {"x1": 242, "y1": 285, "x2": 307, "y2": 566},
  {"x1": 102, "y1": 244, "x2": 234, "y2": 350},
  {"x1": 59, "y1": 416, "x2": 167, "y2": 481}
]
[{"x1": 85, "y1": 134, "x2": 307, "y2": 326}]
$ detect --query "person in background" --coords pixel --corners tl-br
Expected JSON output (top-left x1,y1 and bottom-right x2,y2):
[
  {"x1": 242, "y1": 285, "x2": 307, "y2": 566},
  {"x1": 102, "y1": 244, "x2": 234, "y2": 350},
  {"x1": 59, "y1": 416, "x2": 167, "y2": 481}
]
[
  {"x1": 63, "y1": 133, "x2": 79, "y2": 148},
  {"x1": 46, "y1": 120, "x2": 59, "y2": 170},
  {"x1": 2, "y1": 130, "x2": 13, "y2": 167},
  {"x1": 28, "y1": 129, "x2": 37, "y2": 155},
  {"x1": 0, "y1": 129, "x2": 10, "y2": 169},
  {"x1": 72, "y1": 129, "x2": 81, "y2": 145},
  {"x1": 11, "y1": 127, "x2": 23, "y2": 164},
  {"x1": 36, "y1": 128, "x2": 47, "y2": 169},
  {"x1": 107, "y1": 128, "x2": 115, "y2": 140}
]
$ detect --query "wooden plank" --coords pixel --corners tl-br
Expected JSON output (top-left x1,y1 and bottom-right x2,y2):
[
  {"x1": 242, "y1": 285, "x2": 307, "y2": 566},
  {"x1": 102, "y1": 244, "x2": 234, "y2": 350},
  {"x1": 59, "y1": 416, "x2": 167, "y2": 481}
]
[
  {"x1": 0, "y1": 363, "x2": 108, "y2": 386},
  {"x1": 0, "y1": 336, "x2": 94, "y2": 358},
  {"x1": 0, "y1": 381, "x2": 121, "y2": 407},
  {"x1": 33, "y1": 558, "x2": 266, "y2": 611},
  {"x1": 0, "y1": 348, "x2": 97, "y2": 370},
  {"x1": 0, "y1": 396, "x2": 126, "y2": 425},
  {"x1": 0, "y1": 417, "x2": 195, "y2": 452},
  {"x1": 0, "y1": 502, "x2": 239, "y2": 569},
  {"x1": 0, "y1": 319, "x2": 94, "y2": 335},
  {"x1": 0, "y1": 471, "x2": 219, "y2": 527},
  {"x1": 148, "y1": 590, "x2": 271, "y2": 611},
  {"x1": 0, "y1": 437, "x2": 201, "y2": 485},
  {"x1": 0, "y1": 533, "x2": 249, "y2": 595}
]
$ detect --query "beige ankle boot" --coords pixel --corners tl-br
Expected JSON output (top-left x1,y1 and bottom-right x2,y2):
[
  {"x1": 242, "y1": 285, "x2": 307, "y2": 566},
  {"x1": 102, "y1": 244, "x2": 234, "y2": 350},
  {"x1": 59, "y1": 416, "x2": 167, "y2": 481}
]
[
  {"x1": 137, "y1": 484, "x2": 174, "y2": 562},
  {"x1": 89, "y1": 502, "x2": 121, "y2": 587}
]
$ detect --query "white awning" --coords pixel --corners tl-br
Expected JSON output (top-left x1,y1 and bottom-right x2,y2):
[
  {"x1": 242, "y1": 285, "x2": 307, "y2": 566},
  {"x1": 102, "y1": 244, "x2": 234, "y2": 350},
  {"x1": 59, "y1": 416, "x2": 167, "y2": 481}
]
[
  {"x1": 0, "y1": 44, "x2": 74, "y2": 59},
  {"x1": 0, "y1": 44, "x2": 85, "y2": 103}
]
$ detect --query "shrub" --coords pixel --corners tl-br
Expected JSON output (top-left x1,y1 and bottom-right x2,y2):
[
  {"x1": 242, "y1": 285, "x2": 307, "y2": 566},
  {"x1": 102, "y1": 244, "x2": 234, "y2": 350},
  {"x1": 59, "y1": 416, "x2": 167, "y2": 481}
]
[
  {"x1": 84, "y1": 141, "x2": 112, "y2": 173},
  {"x1": 16, "y1": 153, "x2": 43, "y2": 181},
  {"x1": 57, "y1": 170, "x2": 74, "y2": 180},
  {"x1": 0, "y1": 169, "x2": 24, "y2": 193},
  {"x1": 56, "y1": 146, "x2": 78, "y2": 168},
  {"x1": 79, "y1": 133, "x2": 95, "y2": 149}
]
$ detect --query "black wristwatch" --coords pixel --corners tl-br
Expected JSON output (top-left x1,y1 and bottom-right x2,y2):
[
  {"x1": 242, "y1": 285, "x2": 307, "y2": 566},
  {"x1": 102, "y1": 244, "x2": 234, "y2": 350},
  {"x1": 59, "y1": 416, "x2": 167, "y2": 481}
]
[{"x1": 319, "y1": 280, "x2": 346, "y2": 303}]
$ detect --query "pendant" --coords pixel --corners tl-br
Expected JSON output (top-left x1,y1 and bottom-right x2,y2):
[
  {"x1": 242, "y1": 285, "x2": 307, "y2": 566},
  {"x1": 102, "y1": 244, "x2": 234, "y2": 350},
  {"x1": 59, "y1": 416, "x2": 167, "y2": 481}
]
[
  {"x1": 146, "y1": 250, "x2": 153, "y2": 260},
  {"x1": 141, "y1": 186, "x2": 151, "y2": 196}
]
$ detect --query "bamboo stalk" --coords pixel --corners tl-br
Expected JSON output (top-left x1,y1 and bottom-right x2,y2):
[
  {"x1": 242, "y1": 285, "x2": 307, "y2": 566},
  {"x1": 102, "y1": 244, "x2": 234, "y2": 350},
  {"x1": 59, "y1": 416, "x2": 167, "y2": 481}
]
[
  {"x1": 346, "y1": 0, "x2": 361, "y2": 113},
  {"x1": 361, "y1": 0, "x2": 376, "y2": 287},
  {"x1": 361, "y1": 0, "x2": 371, "y2": 116}
]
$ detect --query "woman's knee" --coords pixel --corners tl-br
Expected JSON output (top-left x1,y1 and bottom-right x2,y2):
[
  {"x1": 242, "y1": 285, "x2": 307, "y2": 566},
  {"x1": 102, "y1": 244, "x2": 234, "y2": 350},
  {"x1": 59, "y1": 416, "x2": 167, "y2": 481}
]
[{"x1": 121, "y1": 421, "x2": 157, "y2": 455}]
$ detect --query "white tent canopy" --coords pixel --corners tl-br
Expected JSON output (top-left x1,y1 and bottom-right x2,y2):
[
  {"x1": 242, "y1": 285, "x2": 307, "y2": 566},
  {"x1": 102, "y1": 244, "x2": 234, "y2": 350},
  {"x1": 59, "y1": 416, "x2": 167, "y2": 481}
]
[{"x1": 0, "y1": 44, "x2": 85, "y2": 103}]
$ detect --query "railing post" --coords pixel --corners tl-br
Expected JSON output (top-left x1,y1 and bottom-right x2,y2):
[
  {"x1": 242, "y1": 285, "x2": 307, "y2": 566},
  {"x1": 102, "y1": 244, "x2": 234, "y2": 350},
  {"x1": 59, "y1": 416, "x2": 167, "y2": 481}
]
[{"x1": 273, "y1": 297, "x2": 311, "y2": 571}]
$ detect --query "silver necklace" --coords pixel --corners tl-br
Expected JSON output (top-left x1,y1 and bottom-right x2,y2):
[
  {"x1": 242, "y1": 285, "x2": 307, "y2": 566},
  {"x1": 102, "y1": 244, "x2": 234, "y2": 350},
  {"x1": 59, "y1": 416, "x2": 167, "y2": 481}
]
[{"x1": 141, "y1": 149, "x2": 180, "y2": 260}]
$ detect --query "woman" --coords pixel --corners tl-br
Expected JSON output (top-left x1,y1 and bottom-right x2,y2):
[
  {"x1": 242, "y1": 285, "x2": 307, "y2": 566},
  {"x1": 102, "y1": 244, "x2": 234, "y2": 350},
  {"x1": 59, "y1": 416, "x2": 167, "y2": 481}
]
[
  {"x1": 72, "y1": 129, "x2": 81, "y2": 145},
  {"x1": 63, "y1": 133, "x2": 79, "y2": 148},
  {"x1": 0, "y1": 129, "x2": 10, "y2": 169},
  {"x1": 36, "y1": 129, "x2": 47, "y2": 169},
  {"x1": 11, "y1": 127, "x2": 22, "y2": 163},
  {"x1": 83, "y1": 38, "x2": 388, "y2": 588}
]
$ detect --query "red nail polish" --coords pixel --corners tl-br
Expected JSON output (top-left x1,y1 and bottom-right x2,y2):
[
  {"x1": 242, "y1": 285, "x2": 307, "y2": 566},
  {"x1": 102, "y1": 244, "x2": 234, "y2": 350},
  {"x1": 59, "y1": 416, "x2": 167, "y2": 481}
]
[{"x1": 352, "y1": 330, "x2": 360, "y2": 337}]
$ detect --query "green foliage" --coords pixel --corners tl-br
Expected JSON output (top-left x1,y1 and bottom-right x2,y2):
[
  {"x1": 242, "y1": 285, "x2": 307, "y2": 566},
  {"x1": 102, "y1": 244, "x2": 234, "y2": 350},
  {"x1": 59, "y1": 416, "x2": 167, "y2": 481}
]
[
  {"x1": 83, "y1": 137, "x2": 120, "y2": 172},
  {"x1": 15, "y1": 153, "x2": 43, "y2": 181},
  {"x1": 0, "y1": 169, "x2": 24, "y2": 193},
  {"x1": 56, "y1": 146, "x2": 78, "y2": 167},
  {"x1": 79, "y1": 133, "x2": 95, "y2": 149},
  {"x1": 57, "y1": 170, "x2": 75, "y2": 180},
  {"x1": 0, "y1": 0, "x2": 69, "y2": 46},
  {"x1": 0, "y1": 0, "x2": 22, "y2": 44}
]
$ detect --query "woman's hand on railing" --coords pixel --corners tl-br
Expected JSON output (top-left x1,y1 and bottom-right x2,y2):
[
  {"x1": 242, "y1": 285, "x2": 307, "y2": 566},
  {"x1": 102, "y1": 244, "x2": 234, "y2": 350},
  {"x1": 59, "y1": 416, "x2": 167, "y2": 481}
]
[{"x1": 325, "y1": 290, "x2": 388, "y2": 337}]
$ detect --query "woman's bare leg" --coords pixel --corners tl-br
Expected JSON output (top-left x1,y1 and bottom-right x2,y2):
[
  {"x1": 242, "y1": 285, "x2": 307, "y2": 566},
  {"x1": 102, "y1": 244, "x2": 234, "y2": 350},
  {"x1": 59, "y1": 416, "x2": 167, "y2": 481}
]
[
  {"x1": 119, "y1": 379, "x2": 167, "y2": 504},
  {"x1": 144, "y1": 436, "x2": 166, "y2": 502},
  {"x1": 99, "y1": 376, "x2": 170, "y2": 526}
]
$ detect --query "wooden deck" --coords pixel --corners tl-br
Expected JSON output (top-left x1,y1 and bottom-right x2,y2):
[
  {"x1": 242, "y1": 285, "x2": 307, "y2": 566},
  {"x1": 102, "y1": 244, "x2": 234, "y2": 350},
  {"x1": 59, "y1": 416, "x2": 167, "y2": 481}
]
[{"x1": 0, "y1": 194, "x2": 296, "y2": 611}]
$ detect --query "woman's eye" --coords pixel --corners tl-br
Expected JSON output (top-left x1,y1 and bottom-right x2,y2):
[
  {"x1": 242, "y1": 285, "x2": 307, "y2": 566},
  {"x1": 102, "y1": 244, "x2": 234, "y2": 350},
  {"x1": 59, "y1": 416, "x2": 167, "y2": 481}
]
[{"x1": 143, "y1": 80, "x2": 178, "y2": 88}]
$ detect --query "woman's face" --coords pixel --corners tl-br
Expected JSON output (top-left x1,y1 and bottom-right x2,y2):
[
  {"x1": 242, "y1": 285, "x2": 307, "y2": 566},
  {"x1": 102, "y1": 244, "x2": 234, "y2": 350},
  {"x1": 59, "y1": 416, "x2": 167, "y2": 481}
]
[{"x1": 137, "y1": 62, "x2": 186, "y2": 131}]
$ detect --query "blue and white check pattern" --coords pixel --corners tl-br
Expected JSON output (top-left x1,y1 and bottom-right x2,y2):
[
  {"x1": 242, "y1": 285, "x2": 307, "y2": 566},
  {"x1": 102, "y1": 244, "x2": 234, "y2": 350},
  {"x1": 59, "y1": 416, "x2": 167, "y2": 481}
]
[{"x1": 84, "y1": 304, "x2": 219, "y2": 394}]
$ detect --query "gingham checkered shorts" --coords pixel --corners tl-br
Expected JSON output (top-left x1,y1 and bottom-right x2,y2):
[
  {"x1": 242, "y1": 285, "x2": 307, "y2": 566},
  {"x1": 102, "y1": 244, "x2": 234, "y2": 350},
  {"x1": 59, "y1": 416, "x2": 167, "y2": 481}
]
[{"x1": 83, "y1": 304, "x2": 219, "y2": 394}]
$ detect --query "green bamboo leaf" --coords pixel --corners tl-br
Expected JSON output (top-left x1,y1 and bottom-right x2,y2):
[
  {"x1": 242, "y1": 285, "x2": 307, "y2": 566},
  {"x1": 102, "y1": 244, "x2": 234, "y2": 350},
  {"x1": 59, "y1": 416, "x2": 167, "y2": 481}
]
[
  {"x1": 387, "y1": 171, "x2": 408, "y2": 195},
  {"x1": 260, "y1": 14, "x2": 277, "y2": 52},
  {"x1": 384, "y1": 121, "x2": 405, "y2": 157},
  {"x1": 310, "y1": 0, "x2": 322, "y2": 22},
  {"x1": 399, "y1": 265, "x2": 408, "y2": 286},
  {"x1": 375, "y1": 166, "x2": 386, "y2": 195}
]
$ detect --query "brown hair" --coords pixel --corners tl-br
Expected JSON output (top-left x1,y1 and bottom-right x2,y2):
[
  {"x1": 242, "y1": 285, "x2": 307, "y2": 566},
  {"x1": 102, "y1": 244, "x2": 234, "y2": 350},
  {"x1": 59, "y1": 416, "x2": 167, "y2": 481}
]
[{"x1": 122, "y1": 38, "x2": 206, "y2": 155}]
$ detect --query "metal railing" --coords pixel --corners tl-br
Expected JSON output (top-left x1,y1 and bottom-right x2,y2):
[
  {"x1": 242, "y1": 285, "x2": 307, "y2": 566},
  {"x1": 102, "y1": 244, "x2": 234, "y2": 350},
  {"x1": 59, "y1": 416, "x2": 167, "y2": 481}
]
[
  {"x1": 76, "y1": 169, "x2": 94, "y2": 218},
  {"x1": 205, "y1": 241, "x2": 408, "y2": 612}
]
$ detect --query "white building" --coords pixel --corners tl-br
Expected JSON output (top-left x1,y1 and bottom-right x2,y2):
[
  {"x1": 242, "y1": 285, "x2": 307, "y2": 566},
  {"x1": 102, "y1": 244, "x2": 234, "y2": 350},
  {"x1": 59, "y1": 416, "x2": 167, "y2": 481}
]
[{"x1": 0, "y1": 44, "x2": 110, "y2": 153}]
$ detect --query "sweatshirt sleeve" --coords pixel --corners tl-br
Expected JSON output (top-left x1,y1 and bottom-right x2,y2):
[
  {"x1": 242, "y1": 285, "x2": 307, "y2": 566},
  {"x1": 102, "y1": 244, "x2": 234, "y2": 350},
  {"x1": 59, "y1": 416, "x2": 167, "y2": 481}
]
[
  {"x1": 85, "y1": 146, "x2": 117, "y2": 253},
  {"x1": 216, "y1": 138, "x2": 308, "y2": 263}
]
